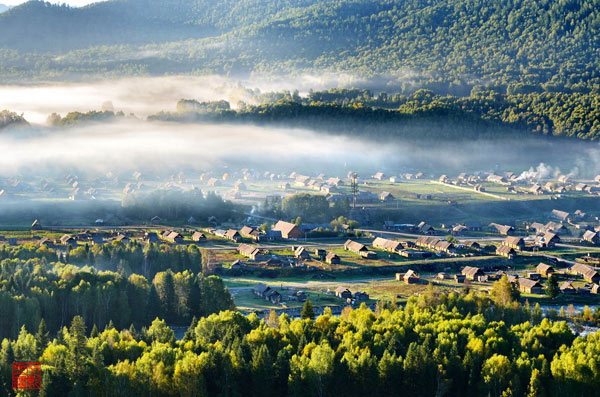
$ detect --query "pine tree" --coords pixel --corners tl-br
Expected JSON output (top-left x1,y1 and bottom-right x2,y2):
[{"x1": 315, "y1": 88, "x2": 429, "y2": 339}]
[
  {"x1": 68, "y1": 316, "x2": 87, "y2": 382},
  {"x1": 35, "y1": 318, "x2": 50, "y2": 357},
  {"x1": 183, "y1": 316, "x2": 198, "y2": 342},
  {"x1": 545, "y1": 275, "x2": 559, "y2": 299},
  {"x1": 90, "y1": 324, "x2": 99, "y2": 338},
  {"x1": 301, "y1": 299, "x2": 315, "y2": 320}
]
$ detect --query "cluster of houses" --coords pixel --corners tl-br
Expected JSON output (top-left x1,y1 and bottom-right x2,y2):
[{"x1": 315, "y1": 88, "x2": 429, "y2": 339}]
[
  {"x1": 398, "y1": 261, "x2": 600, "y2": 296},
  {"x1": 415, "y1": 236, "x2": 455, "y2": 254},
  {"x1": 372, "y1": 171, "x2": 425, "y2": 182},
  {"x1": 237, "y1": 242, "x2": 341, "y2": 268}
]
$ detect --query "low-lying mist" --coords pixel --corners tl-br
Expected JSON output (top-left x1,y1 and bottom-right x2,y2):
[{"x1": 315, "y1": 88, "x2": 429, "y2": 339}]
[
  {"x1": 1, "y1": 118, "x2": 600, "y2": 179},
  {"x1": 1, "y1": 75, "x2": 600, "y2": 181}
]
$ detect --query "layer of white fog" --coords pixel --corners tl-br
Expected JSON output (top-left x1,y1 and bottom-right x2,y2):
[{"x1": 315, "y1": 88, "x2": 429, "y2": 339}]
[
  {"x1": 1, "y1": 119, "x2": 600, "y2": 179},
  {"x1": 1, "y1": 75, "x2": 600, "y2": 178},
  {"x1": 0, "y1": 74, "x2": 376, "y2": 124}
]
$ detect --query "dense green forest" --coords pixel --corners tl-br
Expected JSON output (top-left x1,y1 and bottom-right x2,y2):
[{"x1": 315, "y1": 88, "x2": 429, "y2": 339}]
[
  {"x1": 259, "y1": 193, "x2": 350, "y2": 224},
  {"x1": 150, "y1": 88, "x2": 600, "y2": 140},
  {"x1": 1, "y1": 0, "x2": 600, "y2": 93},
  {"x1": 0, "y1": 242, "x2": 234, "y2": 340},
  {"x1": 2, "y1": 285, "x2": 600, "y2": 396},
  {"x1": 121, "y1": 189, "x2": 235, "y2": 222}
]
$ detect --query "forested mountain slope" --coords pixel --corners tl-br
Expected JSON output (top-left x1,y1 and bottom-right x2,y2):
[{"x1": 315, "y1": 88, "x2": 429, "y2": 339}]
[{"x1": 0, "y1": 0, "x2": 599, "y2": 92}]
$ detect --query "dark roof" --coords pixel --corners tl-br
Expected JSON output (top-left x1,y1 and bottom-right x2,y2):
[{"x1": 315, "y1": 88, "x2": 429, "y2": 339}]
[{"x1": 253, "y1": 283, "x2": 270, "y2": 294}]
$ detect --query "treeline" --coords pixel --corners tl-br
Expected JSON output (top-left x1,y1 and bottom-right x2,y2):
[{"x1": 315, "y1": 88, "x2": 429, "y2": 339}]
[
  {"x1": 2, "y1": 286, "x2": 600, "y2": 396},
  {"x1": 261, "y1": 193, "x2": 350, "y2": 224},
  {"x1": 0, "y1": 240, "x2": 203, "y2": 278},
  {"x1": 121, "y1": 189, "x2": 235, "y2": 222},
  {"x1": 0, "y1": 109, "x2": 27, "y2": 130},
  {"x1": 46, "y1": 110, "x2": 124, "y2": 127},
  {"x1": 154, "y1": 88, "x2": 600, "y2": 140},
  {"x1": 0, "y1": 256, "x2": 234, "y2": 341}
]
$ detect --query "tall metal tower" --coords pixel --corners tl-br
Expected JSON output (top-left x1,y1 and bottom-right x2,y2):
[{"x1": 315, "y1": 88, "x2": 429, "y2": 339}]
[{"x1": 351, "y1": 173, "x2": 358, "y2": 209}]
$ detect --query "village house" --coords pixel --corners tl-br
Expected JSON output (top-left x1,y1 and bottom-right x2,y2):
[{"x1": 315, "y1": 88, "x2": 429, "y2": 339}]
[
  {"x1": 294, "y1": 175, "x2": 311, "y2": 187},
  {"x1": 582, "y1": 230, "x2": 600, "y2": 245},
  {"x1": 192, "y1": 231, "x2": 206, "y2": 242},
  {"x1": 536, "y1": 263, "x2": 555, "y2": 277},
  {"x1": 529, "y1": 184, "x2": 544, "y2": 195},
  {"x1": 240, "y1": 226, "x2": 261, "y2": 241},
  {"x1": 230, "y1": 260, "x2": 243, "y2": 270},
  {"x1": 487, "y1": 174, "x2": 509, "y2": 185},
  {"x1": 325, "y1": 252, "x2": 341, "y2": 264},
  {"x1": 294, "y1": 246, "x2": 311, "y2": 260},
  {"x1": 401, "y1": 270, "x2": 420, "y2": 284},
  {"x1": 272, "y1": 220, "x2": 303, "y2": 239},
  {"x1": 380, "y1": 191, "x2": 395, "y2": 201},
  {"x1": 372, "y1": 237, "x2": 403, "y2": 253},
  {"x1": 398, "y1": 249, "x2": 431, "y2": 258},
  {"x1": 144, "y1": 232, "x2": 159, "y2": 243},
  {"x1": 490, "y1": 223, "x2": 515, "y2": 235},
  {"x1": 502, "y1": 236, "x2": 525, "y2": 251},
  {"x1": 165, "y1": 231, "x2": 184, "y2": 244},
  {"x1": 544, "y1": 221, "x2": 568, "y2": 235},
  {"x1": 451, "y1": 225, "x2": 468, "y2": 236},
  {"x1": 518, "y1": 278, "x2": 543, "y2": 294},
  {"x1": 529, "y1": 222, "x2": 546, "y2": 234},
  {"x1": 527, "y1": 272, "x2": 541, "y2": 281},
  {"x1": 335, "y1": 287, "x2": 353, "y2": 300},
  {"x1": 571, "y1": 263, "x2": 600, "y2": 283},
  {"x1": 344, "y1": 239, "x2": 367, "y2": 255},
  {"x1": 560, "y1": 282, "x2": 577, "y2": 294},
  {"x1": 535, "y1": 231, "x2": 560, "y2": 248},
  {"x1": 592, "y1": 284, "x2": 600, "y2": 295},
  {"x1": 114, "y1": 234, "x2": 130, "y2": 245},
  {"x1": 31, "y1": 219, "x2": 42, "y2": 230},
  {"x1": 462, "y1": 266, "x2": 484, "y2": 280},
  {"x1": 327, "y1": 177, "x2": 344, "y2": 186},
  {"x1": 38, "y1": 237, "x2": 52, "y2": 247},
  {"x1": 437, "y1": 272, "x2": 450, "y2": 280},
  {"x1": 418, "y1": 221, "x2": 436, "y2": 234},
  {"x1": 60, "y1": 234, "x2": 77, "y2": 247},
  {"x1": 225, "y1": 229, "x2": 241, "y2": 242},
  {"x1": 290, "y1": 291, "x2": 307, "y2": 302},
  {"x1": 496, "y1": 245, "x2": 516, "y2": 259},
  {"x1": 237, "y1": 244, "x2": 262, "y2": 260},
  {"x1": 253, "y1": 283, "x2": 282, "y2": 304},
  {"x1": 551, "y1": 209, "x2": 570, "y2": 222},
  {"x1": 454, "y1": 274, "x2": 466, "y2": 283},
  {"x1": 463, "y1": 241, "x2": 481, "y2": 250}
]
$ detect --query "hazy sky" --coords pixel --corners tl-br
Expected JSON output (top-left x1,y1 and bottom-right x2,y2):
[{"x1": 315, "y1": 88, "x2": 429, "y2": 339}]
[{"x1": 2, "y1": 0, "x2": 98, "y2": 6}]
